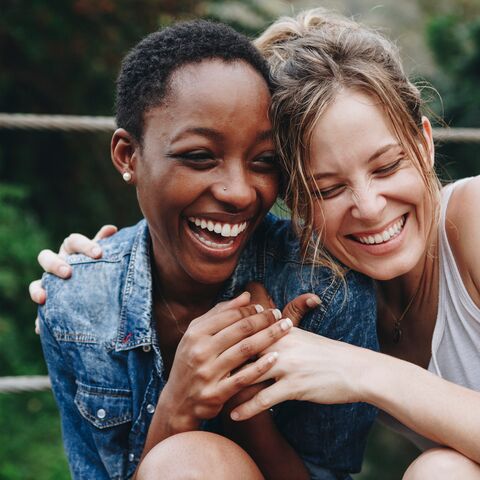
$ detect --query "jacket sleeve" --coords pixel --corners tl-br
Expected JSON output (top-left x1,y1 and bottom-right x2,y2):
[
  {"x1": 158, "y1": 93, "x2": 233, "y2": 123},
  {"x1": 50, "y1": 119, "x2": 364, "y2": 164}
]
[{"x1": 39, "y1": 307, "x2": 110, "y2": 480}]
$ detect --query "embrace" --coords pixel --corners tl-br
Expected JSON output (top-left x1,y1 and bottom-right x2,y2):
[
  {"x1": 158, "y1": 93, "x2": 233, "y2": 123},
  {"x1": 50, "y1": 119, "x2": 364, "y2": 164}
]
[{"x1": 31, "y1": 8, "x2": 480, "y2": 480}]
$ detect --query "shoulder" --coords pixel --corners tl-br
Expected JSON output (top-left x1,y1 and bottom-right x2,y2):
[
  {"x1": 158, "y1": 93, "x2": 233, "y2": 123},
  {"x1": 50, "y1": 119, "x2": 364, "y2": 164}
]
[
  {"x1": 445, "y1": 176, "x2": 480, "y2": 304},
  {"x1": 40, "y1": 220, "x2": 147, "y2": 332}
]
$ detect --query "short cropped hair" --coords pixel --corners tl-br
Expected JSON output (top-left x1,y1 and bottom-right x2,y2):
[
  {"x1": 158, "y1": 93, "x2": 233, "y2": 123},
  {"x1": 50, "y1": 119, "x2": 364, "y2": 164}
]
[{"x1": 116, "y1": 20, "x2": 271, "y2": 142}]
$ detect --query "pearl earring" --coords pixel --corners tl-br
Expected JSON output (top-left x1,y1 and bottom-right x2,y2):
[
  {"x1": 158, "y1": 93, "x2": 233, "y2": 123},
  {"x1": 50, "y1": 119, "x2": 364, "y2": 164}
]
[{"x1": 122, "y1": 171, "x2": 132, "y2": 182}]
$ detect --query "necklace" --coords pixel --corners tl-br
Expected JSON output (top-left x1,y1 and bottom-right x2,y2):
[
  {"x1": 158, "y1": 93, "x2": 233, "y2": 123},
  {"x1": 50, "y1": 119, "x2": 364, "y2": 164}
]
[
  {"x1": 151, "y1": 266, "x2": 186, "y2": 335},
  {"x1": 386, "y1": 284, "x2": 421, "y2": 344}
]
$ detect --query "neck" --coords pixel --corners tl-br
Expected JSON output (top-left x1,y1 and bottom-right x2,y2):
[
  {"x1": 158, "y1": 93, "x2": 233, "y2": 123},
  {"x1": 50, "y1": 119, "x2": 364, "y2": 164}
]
[{"x1": 150, "y1": 243, "x2": 224, "y2": 316}]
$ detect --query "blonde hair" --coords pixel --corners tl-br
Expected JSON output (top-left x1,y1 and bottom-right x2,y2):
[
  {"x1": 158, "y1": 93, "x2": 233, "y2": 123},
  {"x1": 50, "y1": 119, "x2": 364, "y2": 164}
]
[{"x1": 255, "y1": 9, "x2": 441, "y2": 276}]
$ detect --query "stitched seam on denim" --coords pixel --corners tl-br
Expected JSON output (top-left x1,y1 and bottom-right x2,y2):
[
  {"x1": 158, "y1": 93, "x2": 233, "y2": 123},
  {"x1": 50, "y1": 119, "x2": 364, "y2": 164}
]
[
  {"x1": 76, "y1": 382, "x2": 132, "y2": 396},
  {"x1": 52, "y1": 330, "x2": 98, "y2": 343}
]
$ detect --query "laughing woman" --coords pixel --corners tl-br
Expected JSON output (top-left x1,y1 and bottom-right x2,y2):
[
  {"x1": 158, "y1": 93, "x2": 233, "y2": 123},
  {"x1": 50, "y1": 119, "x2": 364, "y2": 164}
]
[
  {"x1": 33, "y1": 19, "x2": 377, "y2": 480},
  {"x1": 224, "y1": 10, "x2": 480, "y2": 479}
]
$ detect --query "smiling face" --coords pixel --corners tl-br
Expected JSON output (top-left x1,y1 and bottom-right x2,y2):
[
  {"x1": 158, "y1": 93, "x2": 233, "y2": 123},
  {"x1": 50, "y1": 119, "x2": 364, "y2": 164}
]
[
  {"x1": 124, "y1": 60, "x2": 278, "y2": 288},
  {"x1": 308, "y1": 89, "x2": 434, "y2": 280}
]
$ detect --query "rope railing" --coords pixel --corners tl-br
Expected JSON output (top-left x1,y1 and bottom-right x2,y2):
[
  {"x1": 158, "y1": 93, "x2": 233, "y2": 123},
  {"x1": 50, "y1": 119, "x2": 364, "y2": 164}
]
[
  {"x1": 1, "y1": 113, "x2": 480, "y2": 142},
  {"x1": 0, "y1": 375, "x2": 51, "y2": 393}
]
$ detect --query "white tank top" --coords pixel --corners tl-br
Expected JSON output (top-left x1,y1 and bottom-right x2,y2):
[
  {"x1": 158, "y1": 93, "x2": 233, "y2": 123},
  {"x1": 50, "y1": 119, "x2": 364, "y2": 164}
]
[
  {"x1": 380, "y1": 178, "x2": 480, "y2": 449},
  {"x1": 428, "y1": 178, "x2": 480, "y2": 390}
]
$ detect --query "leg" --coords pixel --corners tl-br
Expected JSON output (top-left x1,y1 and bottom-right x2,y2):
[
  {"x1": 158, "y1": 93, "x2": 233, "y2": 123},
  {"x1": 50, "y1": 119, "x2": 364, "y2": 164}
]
[
  {"x1": 403, "y1": 447, "x2": 480, "y2": 480},
  {"x1": 136, "y1": 431, "x2": 265, "y2": 480}
]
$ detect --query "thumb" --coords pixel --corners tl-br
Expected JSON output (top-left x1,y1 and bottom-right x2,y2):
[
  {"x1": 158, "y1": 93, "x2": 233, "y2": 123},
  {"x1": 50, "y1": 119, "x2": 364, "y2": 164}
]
[
  {"x1": 283, "y1": 293, "x2": 321, "y2": 327},
  {"x1": 245, "y1": 282, "x2": 275, "y2": 310}
]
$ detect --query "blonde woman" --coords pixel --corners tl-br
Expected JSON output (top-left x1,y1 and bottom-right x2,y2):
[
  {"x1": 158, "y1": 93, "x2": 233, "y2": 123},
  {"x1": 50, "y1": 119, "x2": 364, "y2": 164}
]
[{"x1": 228, "y1": 10, "x2": 480, "y2": 479}]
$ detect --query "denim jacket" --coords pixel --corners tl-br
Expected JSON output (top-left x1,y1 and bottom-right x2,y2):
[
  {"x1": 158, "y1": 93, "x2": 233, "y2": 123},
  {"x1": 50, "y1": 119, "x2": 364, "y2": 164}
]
[{"x1": 39, "y1": 214, "x2": 378, "y2": 480}]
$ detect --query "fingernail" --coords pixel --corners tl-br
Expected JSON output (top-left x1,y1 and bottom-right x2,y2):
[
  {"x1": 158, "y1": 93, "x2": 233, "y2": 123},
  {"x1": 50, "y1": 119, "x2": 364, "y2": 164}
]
[
  {"x1": 59, "y1": 266, "x2": 70, "y2": 277},
  {"x1": 272, "y1": 309, "x2": 282, "y2": 320},
  {"x1": 280, "y1": 318, "x2": 293, "y2": 331},
  {"x1": 267, "y1": 352, "x2": 279, "y2": 363},
  {"x1": 91, "y1": 246, "x2": 101, "y2": 257},
  {"x1": 255, "y1": 304, "x2": 264, "y2": 313},
  {"x1": 306, "y1": 295, "x2": 321, "y2": 307},
  {"x1": 231, "y1": 411, "x2": 240, "y2": 421}
]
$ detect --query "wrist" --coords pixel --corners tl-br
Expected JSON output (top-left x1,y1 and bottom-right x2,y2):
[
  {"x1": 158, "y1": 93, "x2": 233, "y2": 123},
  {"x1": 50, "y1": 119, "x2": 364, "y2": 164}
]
[{"x1": 157, "y1": 388, "x2": 200, "y2": 434}]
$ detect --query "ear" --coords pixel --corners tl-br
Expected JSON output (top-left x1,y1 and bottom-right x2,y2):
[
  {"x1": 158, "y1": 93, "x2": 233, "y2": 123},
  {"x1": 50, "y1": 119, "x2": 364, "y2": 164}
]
[
  {"x1": 111, "y1": 128, "x2": 140, "y2": 184},
  {"x1": 421, "y1": 116, "x2": 435, "y2": 169}
]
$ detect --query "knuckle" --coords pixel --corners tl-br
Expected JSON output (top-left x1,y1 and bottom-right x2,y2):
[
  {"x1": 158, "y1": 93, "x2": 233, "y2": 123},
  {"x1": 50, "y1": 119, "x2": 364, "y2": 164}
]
[
  {"x1": 238, "y1": 341, "x2": 253, "y2": 358},
  {"x1": 239, "y1": 317, "x2": 255, "y2": 335},
  {"x1": 256, "y1": 391, "x2": 270, "y2": 409},
  {"x1": 189, "y1": 346, "x2": 207, "y2": 364}
]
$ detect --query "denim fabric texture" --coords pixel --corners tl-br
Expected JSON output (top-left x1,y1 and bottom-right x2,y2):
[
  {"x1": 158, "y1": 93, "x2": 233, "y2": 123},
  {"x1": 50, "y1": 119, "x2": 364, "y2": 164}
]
[{"x1": 39, "y1": 214, "x2": 378, "y2": 480}]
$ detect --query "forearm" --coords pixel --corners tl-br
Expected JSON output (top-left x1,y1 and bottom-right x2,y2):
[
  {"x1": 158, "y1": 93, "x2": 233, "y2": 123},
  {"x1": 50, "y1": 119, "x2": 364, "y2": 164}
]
[{"x1": 359, "y1": 349, "x2": 480, "y2": 462}]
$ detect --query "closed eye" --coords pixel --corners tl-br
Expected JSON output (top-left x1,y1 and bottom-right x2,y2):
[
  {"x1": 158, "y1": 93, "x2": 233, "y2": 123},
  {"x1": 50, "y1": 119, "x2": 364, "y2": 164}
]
[
  {"x1": 374, "y1": 159, "x2": 403, "y2": 176},
  {"x1": 172, "y1": 150, "x2": 217, "y2": 169},
  {"x1": 313, "y1": 184, "x2": 346, "y2": 199}
]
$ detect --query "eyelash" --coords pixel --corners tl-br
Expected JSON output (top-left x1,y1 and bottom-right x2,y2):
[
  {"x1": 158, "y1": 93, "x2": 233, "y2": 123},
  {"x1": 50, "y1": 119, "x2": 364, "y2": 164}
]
[{"x1": 313, "y1": 159, "x2": 404, "y2": 199}]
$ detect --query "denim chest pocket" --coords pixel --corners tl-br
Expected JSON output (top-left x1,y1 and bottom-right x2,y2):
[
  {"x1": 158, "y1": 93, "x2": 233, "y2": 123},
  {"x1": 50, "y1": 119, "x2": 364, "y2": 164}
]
[
  {"x1": 74, "y1": 383, "x2": 133, "y2": 479},
  {"x1": 75, "y1": 383, "x2": 133, "y2": 428}
]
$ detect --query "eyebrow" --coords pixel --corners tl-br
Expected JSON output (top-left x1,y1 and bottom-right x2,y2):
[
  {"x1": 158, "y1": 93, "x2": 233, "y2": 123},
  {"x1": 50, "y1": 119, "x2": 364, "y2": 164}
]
[
  {"x1": 311, "y1": 143, "x2": 401, "y2": 181},
  {"x1": 171, "y1": 127, "x2": 273, "y2": 143}
]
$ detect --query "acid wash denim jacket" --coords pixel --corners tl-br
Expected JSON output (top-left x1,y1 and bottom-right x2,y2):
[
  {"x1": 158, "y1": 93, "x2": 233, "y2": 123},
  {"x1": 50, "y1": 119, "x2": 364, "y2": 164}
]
[{"x1": 39, "y1": 214, "x2": 378, "y2": 480}]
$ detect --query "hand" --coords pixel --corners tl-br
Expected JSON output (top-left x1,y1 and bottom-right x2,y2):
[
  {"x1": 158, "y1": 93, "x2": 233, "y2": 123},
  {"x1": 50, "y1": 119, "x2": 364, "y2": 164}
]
[
  {"x1": 156, "y1": 291, "x2": 293, "y2": 433},
  {"x1": 230, "y1": 328, "x2": 370, "y2": 420},
  {"x1": 30, "y1": 225, "x2": 117, "y2": 333},
  {"x1": 245, "y1": 282, "x2": 321, "y2": 327}
]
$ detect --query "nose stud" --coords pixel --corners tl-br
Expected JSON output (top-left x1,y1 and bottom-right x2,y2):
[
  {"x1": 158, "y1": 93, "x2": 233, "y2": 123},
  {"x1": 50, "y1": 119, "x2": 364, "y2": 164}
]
[{"x1": 223, "y1": 186, "x2": 227, "y2": 191}]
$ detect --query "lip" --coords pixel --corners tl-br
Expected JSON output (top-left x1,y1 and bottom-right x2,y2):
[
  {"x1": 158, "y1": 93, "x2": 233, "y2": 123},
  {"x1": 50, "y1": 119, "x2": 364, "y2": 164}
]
[
  {"x1": 349, "y1": 214, "x2": 406, "y2": 237},
  {"x1": 182, "y1": 216, "x2": 252, "y2": 260},
  {"x1": 345, "y1": 214, "x2": 409, "y2": 256}
]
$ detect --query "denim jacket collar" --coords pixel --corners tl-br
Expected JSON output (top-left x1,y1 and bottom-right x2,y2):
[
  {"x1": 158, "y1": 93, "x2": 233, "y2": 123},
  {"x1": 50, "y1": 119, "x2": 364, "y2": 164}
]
[{"x1": 115, "y1": 221, "x2": 153, "y2": 352}]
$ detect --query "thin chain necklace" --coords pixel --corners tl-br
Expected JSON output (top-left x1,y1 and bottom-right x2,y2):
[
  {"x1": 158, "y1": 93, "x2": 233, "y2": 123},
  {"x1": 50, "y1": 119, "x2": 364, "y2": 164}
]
[
  {"x1": 390, "y1": 286, "x2": 420, "y2": 344},
  {"x1": 151, "y1": 266, "x2": 186, "y2": 335}
]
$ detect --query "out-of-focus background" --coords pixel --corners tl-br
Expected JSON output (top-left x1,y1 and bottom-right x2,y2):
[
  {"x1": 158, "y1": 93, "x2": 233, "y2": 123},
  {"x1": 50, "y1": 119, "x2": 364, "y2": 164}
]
[{"x1": 0, "y1": 1, "x2": 479, "y2": 478}]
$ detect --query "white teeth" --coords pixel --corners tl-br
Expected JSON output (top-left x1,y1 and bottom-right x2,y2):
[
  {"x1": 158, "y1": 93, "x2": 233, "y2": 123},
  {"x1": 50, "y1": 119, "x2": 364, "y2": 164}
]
[
  {"x1": 192, "y1": 231, "x2": 234, "y2": 249},
  {"x1": 187, "y1": 217, "x2": 249, "y2": 238},
  {"x1": 356, "y1": 216, "x2": 406, "y2": 245},
  {"x1": 221, "y1": 224, "x2": 231, "y2": 237}
]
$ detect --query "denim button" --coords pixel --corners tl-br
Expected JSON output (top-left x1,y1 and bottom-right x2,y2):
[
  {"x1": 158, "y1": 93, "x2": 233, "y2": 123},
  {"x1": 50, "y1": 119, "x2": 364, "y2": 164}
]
[
  {"x1": 146, "y1": 403, "x2": 155, "y2": 414},
  {"x1": 96, "y1": 408, "x2": 106, "y2": 419},
  {"x1": 128, "y1": 453, "x2": 134, "y2": 462},
  {"x1": 142, "y1": 344, "x2": 151, "y2": 352}
]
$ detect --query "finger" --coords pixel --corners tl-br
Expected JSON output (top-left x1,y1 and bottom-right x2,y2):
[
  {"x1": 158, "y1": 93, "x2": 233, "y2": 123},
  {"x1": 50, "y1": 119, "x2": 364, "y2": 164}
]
[
  {"x1": 219, "y1": 352, "x2": 279, "y2": 403},
  {"x1": 283, "y1": 293, "x2": 321, "y2": 327},
  {"x1": 92, "y1": 224, "x2": 117, "y2": 242},
  {"x1": 59, "y1": 233, "x2": 102, "y2": 259},
  {"x1": 207, "y1": 291, "x2": 251, "y2": 315},
  {"x1": 245, "y1": 282, "x2": 275, "y2": 309},
  {"x1": 213, "y1": 308, "x2": 282, "y2": 350},
  {"x1": 230, "y1": 381, "x2": 289, "y2": 421},
  {"x1": 29, "y1": 279, "x2": 46, "y2": 305},
  {"x1": 196, "y1": 303, "x2": 261, "y2": 335},
  {"x1": 37, "y1": 250, "x2": 72, "y2": 278},
  {"x1": 216, "y1": 316, "x2": 293, "y2": 372}
]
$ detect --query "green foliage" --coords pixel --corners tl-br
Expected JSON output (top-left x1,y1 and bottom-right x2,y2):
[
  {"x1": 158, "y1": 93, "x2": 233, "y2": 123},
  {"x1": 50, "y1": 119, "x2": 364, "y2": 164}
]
[{"x1": 426, "y1": 12, "x2": 480, "y2": 180}]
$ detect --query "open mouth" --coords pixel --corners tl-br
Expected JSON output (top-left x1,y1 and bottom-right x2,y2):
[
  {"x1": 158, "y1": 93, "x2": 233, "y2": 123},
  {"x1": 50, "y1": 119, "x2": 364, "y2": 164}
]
[
  {"x1": 350, "y1": 214, "x2": 407, "y2": 245},
  {"x1": 187, "y1": 216, "x2": 249, "y2": 250}
]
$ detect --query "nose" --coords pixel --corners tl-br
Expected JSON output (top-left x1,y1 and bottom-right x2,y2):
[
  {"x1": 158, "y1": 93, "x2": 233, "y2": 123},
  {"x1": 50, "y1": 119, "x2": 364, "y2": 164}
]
[
  {"x1": 350, "y1": 185, "x2": 386, "y2": 222},
  {"x1": 213, "y1": 167, "x2": 256, "y2": 211}
]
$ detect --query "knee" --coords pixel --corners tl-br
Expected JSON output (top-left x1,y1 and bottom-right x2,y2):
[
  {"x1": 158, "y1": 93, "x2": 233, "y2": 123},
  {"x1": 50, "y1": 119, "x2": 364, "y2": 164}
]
[
  {"x1": 136, "y1": 431, "x2": 263, "y2": 480},
  {"x1": 403, "y1": 448, "x2": 480, "y2": 480}
]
